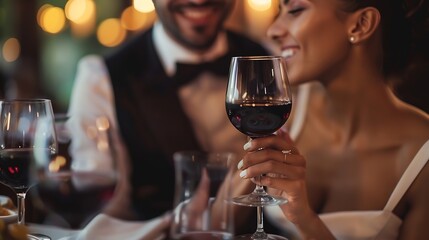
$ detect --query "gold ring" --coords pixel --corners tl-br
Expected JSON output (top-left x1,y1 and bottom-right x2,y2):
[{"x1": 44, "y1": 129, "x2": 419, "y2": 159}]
[{"x1": 282, "y1": 150, "x2": 291, "y2": 162}]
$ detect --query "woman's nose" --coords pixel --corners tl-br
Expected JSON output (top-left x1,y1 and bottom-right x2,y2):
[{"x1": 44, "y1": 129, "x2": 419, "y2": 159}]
[{"x1": 267, "y1": 16, "x2": 288, "y2": 43}]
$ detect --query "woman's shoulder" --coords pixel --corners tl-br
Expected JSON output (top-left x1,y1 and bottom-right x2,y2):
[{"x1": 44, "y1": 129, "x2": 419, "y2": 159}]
[
  {"x1": 396, "y1": 108, "x2": 429, "y2": 162},
  {"x1": 388, "y1": 90, "x2": 429, "y2": 138},
  {"x1": 397, "y1": 100, "x2": 429, "y2": 141}
]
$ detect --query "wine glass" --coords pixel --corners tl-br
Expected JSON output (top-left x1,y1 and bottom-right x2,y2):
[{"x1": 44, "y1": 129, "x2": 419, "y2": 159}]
[
  {"x1": 33, "y1": 114, "x2": 118, "y2": 229},
  {"x1": 0, "y1": 99, "x2": 57, "y2": 239},
  {"x1": 225, "y1": 56, "x2": 292, "y2": 240}
]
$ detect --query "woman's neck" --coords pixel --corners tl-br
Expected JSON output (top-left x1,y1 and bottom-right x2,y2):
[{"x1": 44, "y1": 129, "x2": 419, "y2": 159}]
[{"x1": 314, "y1": 70, "x2": 397, "y2": 148}]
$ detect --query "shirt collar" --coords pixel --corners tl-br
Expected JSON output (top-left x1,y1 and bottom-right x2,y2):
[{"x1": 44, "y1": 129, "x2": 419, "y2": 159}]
[{"x1": 153, "y1": 21, "x2": 228, "y2": 77}]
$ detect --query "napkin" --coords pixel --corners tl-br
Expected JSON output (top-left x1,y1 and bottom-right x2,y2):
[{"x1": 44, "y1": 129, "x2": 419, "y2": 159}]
[{"x1": 73, "y1": 213, "x2": 171, "y2": 240}]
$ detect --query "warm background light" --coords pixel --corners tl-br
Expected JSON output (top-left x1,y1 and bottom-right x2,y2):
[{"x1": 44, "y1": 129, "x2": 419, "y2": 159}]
[
  {"x1": 0, "y1": 0, "x2": 279, "y2": 113},
  {"x1": 37, "y1": 4, "x2": 52, "y2": 28},
  {"x1": 248, "y1": 0, "x2": 272, "y2": 11},
  {"x1": 2, "y1": 38, "x2": 21, "y2": 62},
  {"x1": 65, "y1": 0, "x2": 95, "y2": 24},
  {"x1": 133, "y1": 0, "x2": 155, "y2": 13},
  {"x1": 121, "y1": 6, "x2": 157, "y2": 31},
  {"x1": 97, "y1": 18, "x2": 127, "y2": 47},
  {"x1": 121, "y1": 6, "x2": 148, "y2": 31},
  {"x1": 244, "y1": 0, "x2": 277, "y2": 50},
  {"x1": 39, "y1": 6, "x2": 66, "y2": 34},
  {"x1": 68, "y1": 0, "x2": 96, "y2": 37}
]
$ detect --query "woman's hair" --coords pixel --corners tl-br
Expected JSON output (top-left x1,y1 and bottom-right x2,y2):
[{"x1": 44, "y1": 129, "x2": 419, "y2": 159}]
[{"x1": 339, "y1": 0, "x2": 429, "y2": 76}]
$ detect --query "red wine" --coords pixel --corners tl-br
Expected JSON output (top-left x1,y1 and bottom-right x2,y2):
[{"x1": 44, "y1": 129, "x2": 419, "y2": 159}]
[
  {"x1": 35, "y1": 171, "x2": 116, "y2": 228},
  {"x1": 226, "y1": 101, "x2": 292, "y2": 138},
  {"x1": 0, "y1": 148, "x2": 53, "y2": 192},
  {"x1": 173, "y1": 231, "x2": 233, "y2": 240}
]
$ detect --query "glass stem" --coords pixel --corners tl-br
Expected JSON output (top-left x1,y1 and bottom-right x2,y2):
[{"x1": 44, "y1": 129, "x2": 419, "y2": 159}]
[
  {"x1": 253, "y1": 175, "x2": 267, "y2": 195},
  {"x1": 252, "y1": 206, "x2": 268, "y2": 239},
  {"x1": 17, "y1": 192, "x2": 26, "y2": 225}
]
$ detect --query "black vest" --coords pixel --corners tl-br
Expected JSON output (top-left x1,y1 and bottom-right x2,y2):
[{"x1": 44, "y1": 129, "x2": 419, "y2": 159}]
[{"x1": 105, "y1": 28, "x2": 269, "y2": 220}]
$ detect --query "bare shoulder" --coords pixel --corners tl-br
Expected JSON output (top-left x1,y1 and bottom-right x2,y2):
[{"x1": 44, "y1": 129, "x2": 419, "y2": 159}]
[
  {"x1": 398, "y1": 105, "x2": 429, "y2": 237},
  {"x1": 390, "y1": 103, "x2": 429, "y2": 173},
  {"x1": 397, "y1": 102, "x2": 429, "y2": 143},
  {"x1": 400, "y1": 103, "x2": 429, "y2": 194}
]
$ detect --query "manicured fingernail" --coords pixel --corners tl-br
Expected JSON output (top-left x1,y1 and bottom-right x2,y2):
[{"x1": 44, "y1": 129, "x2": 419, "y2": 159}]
[
  {"x1": 237, "y1": 160, "x2": 243, "y2": 169},
  {"x1": 243, "y1": 141, "x2": 252, "y2": 150},
  {"x1": 239, "y1": 170, "x2": 247, "y2": 178}
]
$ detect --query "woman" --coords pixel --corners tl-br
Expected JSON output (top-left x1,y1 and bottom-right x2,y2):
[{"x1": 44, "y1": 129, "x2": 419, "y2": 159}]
[{"x1": 237, "y1": 0, "x2": 429, "y2": 239}]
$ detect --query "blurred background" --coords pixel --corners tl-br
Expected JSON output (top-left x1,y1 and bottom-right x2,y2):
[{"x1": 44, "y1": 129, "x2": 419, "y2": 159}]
[
  {"x1": 2, "y1": 0, "x2": 428, "y2": 115},
  {"x1": 0, "y1": 0, "x2": 280, "y2": 113}
]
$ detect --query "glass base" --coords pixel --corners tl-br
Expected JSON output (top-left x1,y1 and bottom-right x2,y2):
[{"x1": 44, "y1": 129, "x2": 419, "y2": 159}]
[
  {"x1": 232, "y1": 192, "x2": 288, "y2": 207},
  {"x1": 234, "y1": 233, "x2": 288, "y2": 240},
  {"x1": 28, "y1": 233, "x2": 51, "y2": 240}
]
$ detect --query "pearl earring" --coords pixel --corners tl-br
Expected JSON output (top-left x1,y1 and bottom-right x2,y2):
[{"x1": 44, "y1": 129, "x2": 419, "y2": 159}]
[{"x1": 349, "y1": 36, "x2": 356, "y2": 43}]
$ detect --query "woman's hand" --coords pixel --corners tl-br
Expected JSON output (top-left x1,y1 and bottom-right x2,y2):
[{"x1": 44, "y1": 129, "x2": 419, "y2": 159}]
[
  {"x1": 237, "y1": 130, "x2": 312, "y2": 224},
  {"x1": 237, "y1": 131, "x2": 336, "y2": 239}
]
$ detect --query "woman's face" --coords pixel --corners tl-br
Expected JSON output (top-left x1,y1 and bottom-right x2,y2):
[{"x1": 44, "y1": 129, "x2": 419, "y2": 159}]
[{"x1": 268, "y1": 0, "x2": 353, "y2": 85}]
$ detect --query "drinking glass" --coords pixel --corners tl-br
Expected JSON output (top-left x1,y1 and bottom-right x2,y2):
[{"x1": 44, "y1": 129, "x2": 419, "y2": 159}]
[
  {"x1": 33, "y1": 114, "x2": 118, "y2": 229},
  {"x1": 225, "y1": 56, "x2": 292, "y2": 240},
  {"x1": 170, "y1": 151, "x2": 236, "y2": 240},
  {"x1": 0, "y1": 99, "x2": 57, "y2": 239}
]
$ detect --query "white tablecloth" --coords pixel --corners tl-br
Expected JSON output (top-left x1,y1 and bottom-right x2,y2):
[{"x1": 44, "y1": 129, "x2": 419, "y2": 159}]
[{"x1": 29, "y1": 213, "x2": 171, "y2": 240}]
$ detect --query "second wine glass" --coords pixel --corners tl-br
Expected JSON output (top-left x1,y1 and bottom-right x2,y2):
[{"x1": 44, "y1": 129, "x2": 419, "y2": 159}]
[
  {"x1": 225, "y1": 56, "x2": 292, "y2": 240},
  {"x1": 0, "y1": 99, "x2": 57, "y2": 240},
  {"x1": 33, "y1": 115, "x2": 118, "y2": 229}
]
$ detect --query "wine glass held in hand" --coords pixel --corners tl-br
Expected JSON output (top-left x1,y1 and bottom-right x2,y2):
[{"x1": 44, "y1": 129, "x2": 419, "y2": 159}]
[
  {"x1": 0, "y1": 99, "x2": 57, "y2": 239},
  {"x1": 33, "y1": 115, "x2": 118, "y2": 229},
  {"x1": 225, "y1": 56, "x2": 292, "y2": 240}
]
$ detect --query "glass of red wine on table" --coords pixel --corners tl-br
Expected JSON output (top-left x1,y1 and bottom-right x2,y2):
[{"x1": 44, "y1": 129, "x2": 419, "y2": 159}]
[
  {"x1": 0, "y1": 99, "x2": 57, "y2": 240},
  {"x1": 34, "y1": 114, "x2": 118, "y2": 230},
  {"x1": 226, "y1": 56, "x2": 292, "y2": 240}
]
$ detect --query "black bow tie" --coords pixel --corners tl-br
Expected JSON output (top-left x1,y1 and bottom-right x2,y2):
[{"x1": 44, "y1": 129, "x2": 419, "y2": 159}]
[{"x1": 172, "y1": 55, "x2": 230, "y2": 88}]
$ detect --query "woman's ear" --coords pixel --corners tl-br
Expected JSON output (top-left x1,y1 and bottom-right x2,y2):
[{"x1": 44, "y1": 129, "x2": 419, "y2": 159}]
[{"x1": 347, "y1": 7, "x2": 381, "y2": 44}]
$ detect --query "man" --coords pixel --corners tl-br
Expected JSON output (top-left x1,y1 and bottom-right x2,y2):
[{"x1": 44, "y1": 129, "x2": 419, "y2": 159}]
[{"x1": 68, "y1": 0, "x2": 269, "y2": 220}]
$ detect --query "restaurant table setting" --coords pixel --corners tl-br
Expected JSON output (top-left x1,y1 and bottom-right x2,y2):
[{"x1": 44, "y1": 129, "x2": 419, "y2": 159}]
[
  {"x1": 23, "y1": 150, "x2": 236, "y2": 240},
  {"x1": 26, "y1": 212, "x2": 171, "y2": 240},
  {"x1": 0, "y1": 192, "x2": 171, "y2": 240}
]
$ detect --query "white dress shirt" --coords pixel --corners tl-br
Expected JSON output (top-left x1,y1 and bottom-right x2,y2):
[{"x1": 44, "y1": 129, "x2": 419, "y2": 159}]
[{"x1": 67, "y1": 22, "x2": 247, "y2": 218}]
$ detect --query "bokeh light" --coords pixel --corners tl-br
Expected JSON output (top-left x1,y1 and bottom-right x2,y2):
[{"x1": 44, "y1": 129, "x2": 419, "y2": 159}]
[
  {"x1": 39, "y1": 6, "x2": 66, "y2": 34},
  {"x1": 37, "y1": 4, "x2": 53, "y2": 27},
  {"x1": 2, "y1": 38, "x2": 21, "y2": 62},
  {"x1": 65, "y1": 0, "x2": 95, "y2": 24},
  {"x1": 68, "y1": 0, "x2": 96, "y2": 37},
  {"x1": 247, "y1": 0, "x2": 272, "y2": 11},
  {"x1": 121, "y1": 6, "x2": 148, "y2": 31},
  {"x1": 133, "y1": 0, "x2": 155, "y2": 13},
  {"x1": 97, "y1": 18, "x2": 126, "y2": 47}
]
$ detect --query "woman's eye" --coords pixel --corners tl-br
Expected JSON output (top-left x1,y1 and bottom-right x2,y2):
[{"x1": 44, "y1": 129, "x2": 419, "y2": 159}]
[{"x1": 288, "y1": 7, "x2": 304, "y2": 15}]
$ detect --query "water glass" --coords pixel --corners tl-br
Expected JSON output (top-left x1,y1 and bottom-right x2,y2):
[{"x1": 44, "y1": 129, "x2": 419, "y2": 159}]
[{"x1": 170, "y1": 151, "x2": 236, "y2": 240}]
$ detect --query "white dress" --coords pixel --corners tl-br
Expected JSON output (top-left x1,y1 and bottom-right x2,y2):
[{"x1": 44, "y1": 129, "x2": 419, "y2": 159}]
[{"x1": 265, "y1": 83, "x2": 429, "y2": 240}]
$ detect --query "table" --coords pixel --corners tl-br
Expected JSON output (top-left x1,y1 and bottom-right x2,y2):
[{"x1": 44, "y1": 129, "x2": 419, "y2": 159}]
[{"x1": 28, "y1": 224, "x2": 80, "y2": 240}]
